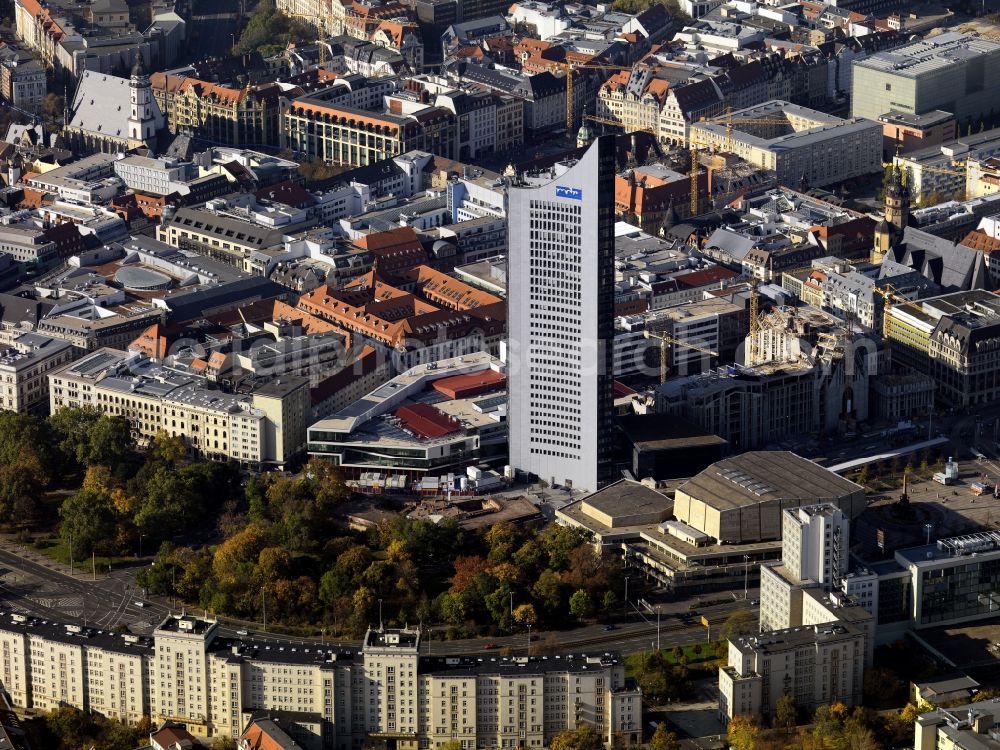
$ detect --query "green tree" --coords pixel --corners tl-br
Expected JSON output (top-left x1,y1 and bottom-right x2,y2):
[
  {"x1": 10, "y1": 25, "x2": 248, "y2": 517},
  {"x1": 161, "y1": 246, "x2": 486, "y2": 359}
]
[
  {"x1": 601, "y1": 590, "x2": 618, "y2": 612},
  {"x1": 549, "y1": 725, "x2": 605, "y2": 750},
  {"x1": 41, "y1": 93, "x2": 63, "y2": 120},
  {"x1": 721, "y1": 608, "x2": 757, "y2": 639},
  {"x1": 569, "y1": 589, "x2": 594, "y2": 620},
  {"x1": 532, "y1": 569, "x2": 564, "y2": 612},
  {"x1": 650, "y1": 723, "x2": 679, "y2": 750},
  {"x1": 539, "y1": 524, "x2": 584, "y2": 569},
  {"x1": 59, "y1": 486, "x2": 116, "y2": 557},
  {"x1": 775, "y1": 694, "x2": 797, "y2": 730},
  {"x1": 437, "y1": 592, "x2": 467, "y2": 625},
  {"x1": 727, "y1": 715, "x2": 759, "y2": 750},
  {"x1": 0, "y1": 412, "x2": 54, "y2": 522},
  {"x1": 49, "y1": 408, "x2": 135, "y2": 471},
  {"x1": 233, "y1": 0, "x2": 313, "y2": 56},
  {"x1": 513, "y1": 603, "x2": 538, "y2": 627},
  {"x1": 45, "y1": 706, "x2": 88, "y2": 747},
  {"x1": 134, "y1": 467, "x2": 198, "y2": 539}
]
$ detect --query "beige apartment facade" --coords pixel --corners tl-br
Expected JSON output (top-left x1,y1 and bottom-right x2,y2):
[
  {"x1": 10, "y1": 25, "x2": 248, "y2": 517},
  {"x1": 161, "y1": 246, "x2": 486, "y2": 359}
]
[{"x1": 0, "y1": 613, "x2": 640, "y2": 750}]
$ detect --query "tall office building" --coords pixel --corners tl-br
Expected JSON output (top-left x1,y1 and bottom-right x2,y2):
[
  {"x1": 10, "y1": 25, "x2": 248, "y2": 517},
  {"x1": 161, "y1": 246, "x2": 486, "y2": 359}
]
[{"x1": 506, "y1": 136, "x2": 616, "y2": 492}]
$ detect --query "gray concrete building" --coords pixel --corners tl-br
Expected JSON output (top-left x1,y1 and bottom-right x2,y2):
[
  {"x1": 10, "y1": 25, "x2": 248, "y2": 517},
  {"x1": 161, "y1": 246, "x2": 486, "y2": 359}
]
[{"x1": 851, "y1": 33, "x2": 1000, "y2": 126}]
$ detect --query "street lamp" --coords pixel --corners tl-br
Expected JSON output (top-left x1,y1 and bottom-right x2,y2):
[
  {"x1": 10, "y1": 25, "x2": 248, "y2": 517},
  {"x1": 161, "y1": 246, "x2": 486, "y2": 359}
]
[
  {"x1": 624, "y1": 576, "x2": 630, "y2": 618},
  {"x1": 139, "y1": 533, "x2": 146, "y2": 559},
  {"x1": 527, "y1": 623, "x2": 532, "y2": 655},
  {"x1": 744, "y1": 555, "x2": 750, "y2": 600},
  {"x1": 656, "y1": 605, "x2": 661, "y2": 652}
]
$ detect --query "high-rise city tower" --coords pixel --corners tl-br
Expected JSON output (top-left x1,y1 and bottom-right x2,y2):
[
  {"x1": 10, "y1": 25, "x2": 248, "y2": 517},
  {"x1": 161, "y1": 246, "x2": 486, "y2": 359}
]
[{"x1": 506, "y1": 136, "x2": 616, "y2": 491}]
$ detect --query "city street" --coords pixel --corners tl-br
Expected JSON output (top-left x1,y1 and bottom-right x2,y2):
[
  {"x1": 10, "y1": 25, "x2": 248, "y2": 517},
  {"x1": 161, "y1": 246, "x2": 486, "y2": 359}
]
[{"x1": 0, "y1": 537, "x2": 757, "y2": 655}]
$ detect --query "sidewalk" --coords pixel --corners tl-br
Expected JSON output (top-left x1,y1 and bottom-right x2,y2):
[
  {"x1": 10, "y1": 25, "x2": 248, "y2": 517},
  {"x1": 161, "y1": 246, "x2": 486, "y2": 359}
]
[{"x1": 0, "y1": 535, "x2": 93, "y2": 580}]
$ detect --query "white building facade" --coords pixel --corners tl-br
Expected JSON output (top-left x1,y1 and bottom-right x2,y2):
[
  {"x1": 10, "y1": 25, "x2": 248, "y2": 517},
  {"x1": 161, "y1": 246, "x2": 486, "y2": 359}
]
[{"x1": 506, "y1": 137, "x2": 616, "y2": 491}]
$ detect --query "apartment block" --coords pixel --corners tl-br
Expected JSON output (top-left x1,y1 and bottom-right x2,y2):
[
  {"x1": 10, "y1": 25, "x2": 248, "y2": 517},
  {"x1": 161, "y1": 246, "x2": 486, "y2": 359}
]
[
  {"x1": 914, "y1": 699, "x2": 1000, "y2": 750},
  {"x1": 0, "y1": 613, "x2": 641, "y2": 750},
  {"x1": 691, "y1": 101, "x2": 882, "y2": 187},
  {"x1": 718, "y1": 620, "x2": 867, "y2": 721},
  {"x1": 721, "y1": 502, "x2": 872, "y2": 723},
  {"x1": 0, "y1": 614, "x2": 152, "y2": 725}
]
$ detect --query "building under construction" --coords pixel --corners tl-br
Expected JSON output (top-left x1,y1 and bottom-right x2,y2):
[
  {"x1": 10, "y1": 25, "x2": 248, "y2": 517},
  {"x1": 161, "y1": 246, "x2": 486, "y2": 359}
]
[{"x1": 657, "y1": 306, "x2": 884, "y2": 449}]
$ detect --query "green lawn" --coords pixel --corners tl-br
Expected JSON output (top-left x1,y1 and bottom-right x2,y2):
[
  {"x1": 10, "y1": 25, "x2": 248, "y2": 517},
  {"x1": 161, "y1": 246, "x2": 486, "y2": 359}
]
[
  {"x1": 624, "y1": 642, "x2": 725, "y2": 678},
  {"x1": 29, "y1": 535, "x2": 132, "y2": 573}
]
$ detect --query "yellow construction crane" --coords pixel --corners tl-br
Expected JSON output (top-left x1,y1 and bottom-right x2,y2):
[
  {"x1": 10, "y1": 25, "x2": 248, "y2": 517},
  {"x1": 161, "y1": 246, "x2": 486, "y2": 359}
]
[
  {"x1": 695, "y1": 107, "x2": 797, "y2": 153},
  {"x1": 286, "y1": 12, "x2": 332, "y2": 66},
  {"x1": 871, "y1": 282, "x2": 926, "y2": 336},
  {"x1": 644, "y1": 330, "x2": 718, "y2": 384},
  {"x1": 886, "y1": 160, "x2": 966, "y2": 177},
  {"x1": 559, "y1": 61, "x2": 643, "y2": 131},
  {"x1": 585, "y1": 113, "x2": 706, "y2": 217},
  {"x1": 583, "y1": 115, "x2": 655, "y2": 134}
]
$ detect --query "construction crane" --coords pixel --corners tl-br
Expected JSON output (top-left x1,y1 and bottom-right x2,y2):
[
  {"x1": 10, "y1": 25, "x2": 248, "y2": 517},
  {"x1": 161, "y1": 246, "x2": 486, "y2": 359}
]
[
  {"x1": 886, "y1": 160, "x2": 966, "y2": 177},
  {"x1": 872, "y1": 284, "x2": 924, "y2": 328},
  {"x1": 583, "y1": 115, "x2": 655, "y2": 135},
  {"x1": 644, "y1": 330, "x2": 718, "y2": 384},
  {"x1": 708, "y1": 107, "x2": 795, "y2": 154},
  {"x1": 689, "y1": 122, "x2": 708, "y2": 217},
  {"x1": 559, "y1": 61, "x2": 643, "y2": 131},
  {"x1": 584, "y1": 113, "x2": 706, "y2": 217},
  {"x1": 286, "y1": 12, "x2": 332, "y2": 66}
]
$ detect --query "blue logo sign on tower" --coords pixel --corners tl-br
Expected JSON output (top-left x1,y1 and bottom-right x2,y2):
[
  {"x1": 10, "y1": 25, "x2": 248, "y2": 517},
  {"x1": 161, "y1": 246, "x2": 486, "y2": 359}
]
[{"x1": 555, "y1": 185, "x2": 583, "y2": 201}]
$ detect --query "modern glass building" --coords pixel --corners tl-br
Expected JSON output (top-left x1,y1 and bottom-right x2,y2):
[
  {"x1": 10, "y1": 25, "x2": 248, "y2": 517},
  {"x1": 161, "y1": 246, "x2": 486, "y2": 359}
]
[{"x1": 896, "y1": 531, "x2": 1000, "y2": 627}]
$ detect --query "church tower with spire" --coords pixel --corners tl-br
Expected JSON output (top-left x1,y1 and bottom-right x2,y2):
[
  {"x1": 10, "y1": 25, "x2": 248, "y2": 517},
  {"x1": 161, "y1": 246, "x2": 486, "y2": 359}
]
[
  {"x1": 872, "y1": 165, "x2": 910, "y2": 264},
  {"x1": 127, "y1": 57, "x2": 157, "y2": 147}
]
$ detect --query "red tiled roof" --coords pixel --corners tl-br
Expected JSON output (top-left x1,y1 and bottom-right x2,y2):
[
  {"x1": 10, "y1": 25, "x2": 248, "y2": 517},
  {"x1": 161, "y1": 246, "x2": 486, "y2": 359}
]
[
  {"x1": 673, "y1": 266, "x2": 740, "y2": 289},
  {"x1": 431, "y1": 369, "x2": 505, "y2": 399},
  {"x1": 394, "y1": 402, "x2": 460, "y2": 439}
]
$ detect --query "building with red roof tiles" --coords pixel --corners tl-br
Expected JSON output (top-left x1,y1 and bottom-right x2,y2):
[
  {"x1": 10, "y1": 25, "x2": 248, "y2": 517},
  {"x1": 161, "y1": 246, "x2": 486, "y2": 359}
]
[
  {"x1": 614, "y1": 164, "x2": 707, "y2": 235},
  {"x1": 240, "y1": 716, "x2": 303, "y2": 749},
  {"x1": 353, "y1": 227, "x2": 429, "y2": 275},
  {"x1": 296, "y1": 264, "x2": 505, "y2": 366},
  {"x1": 650, "y1": 266, "x2": 740, "y2": 309},
  {"x1": 371, "y1": 20, "x2": 424, "y2": 71},
  {"x1": 129, "y1": 323, "x2": 171, "y2": 361},
  {"x1": 307, "y1": 350, "x2": 506, "y2": 479},
  {"x1": 150, "y1": 720, "x2": 208, "y2": 750},
  {"x1": 150, "y1": 73, "x2": 283, "y2": 147},
  {"x1": 431, "y1": 367, "x2": 505, "y2": 398}
]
